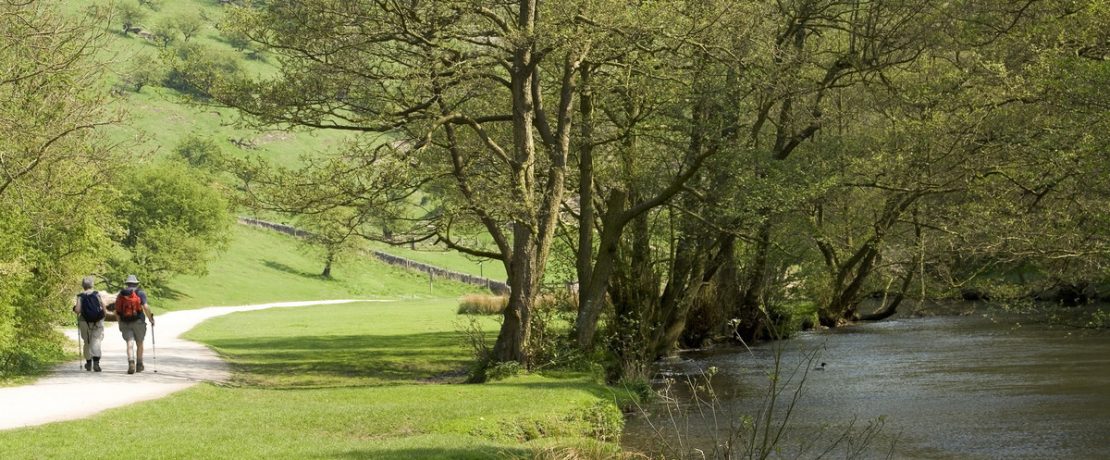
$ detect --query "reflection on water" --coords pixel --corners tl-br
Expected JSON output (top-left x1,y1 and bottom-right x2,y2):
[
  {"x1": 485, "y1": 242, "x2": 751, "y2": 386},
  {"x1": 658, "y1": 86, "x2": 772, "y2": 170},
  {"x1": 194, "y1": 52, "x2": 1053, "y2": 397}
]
[{"x1": 623, "y1": 309, "x2": 1110, "y2": 459}]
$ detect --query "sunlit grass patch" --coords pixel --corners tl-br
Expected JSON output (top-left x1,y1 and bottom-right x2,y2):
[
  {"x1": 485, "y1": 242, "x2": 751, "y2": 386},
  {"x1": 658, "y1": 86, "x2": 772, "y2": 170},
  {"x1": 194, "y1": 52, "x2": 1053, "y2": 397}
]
[
  {"x1": 0, "y1": 298, "x2": 624, "y2": 458},
  {"x1": 159, "y1": 225, "x2": 476, "y2": 312}
]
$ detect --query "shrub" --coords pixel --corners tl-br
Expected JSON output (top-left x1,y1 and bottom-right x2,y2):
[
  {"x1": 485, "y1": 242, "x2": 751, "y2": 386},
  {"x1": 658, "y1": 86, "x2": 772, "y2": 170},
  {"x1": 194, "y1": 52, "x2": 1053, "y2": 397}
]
[
  {"x1": 484, "y1": 360, "x2": 523, "y2": 381},
  {"x1": 528, "y1": 291, "x2": 591, "y2": 372},
  {"x1": 223, "y1": 29, "x2": 251, "y2": 52},
  {"x1": 162, "y1": 42, "x2": 242, "y2": 97},
  {"x1": 0, "y1": 331, "x2": 66, "y2": 381},
  {"x1": 119, "y1": 63, "x2": 163, "y2": 93},
  {"x1": 116, "y1": 1, "x2": 146, "y2": 34},
  {"x1": 137, "y1": 0, "x2": 162, "y2": 11},
  {"x1": 173, "y1": 134, "x2": 225, "y2": 169}
]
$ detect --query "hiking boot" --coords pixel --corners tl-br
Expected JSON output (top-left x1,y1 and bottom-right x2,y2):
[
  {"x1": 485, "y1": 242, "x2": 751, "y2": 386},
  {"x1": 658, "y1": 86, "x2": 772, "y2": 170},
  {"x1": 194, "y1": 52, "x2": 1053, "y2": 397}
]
[
  {"x1": 127, "y1": 360, "x2": 136, "y2": 375},
  {"x1": 136, "y1": 361, "x2": 144, "y2": 373},
  {"x1": 84, "y1": 360, "x2": 92, "y2": 371},
  {"x1": 93, "y1": 362, "x2": 102, "y2": 372}
]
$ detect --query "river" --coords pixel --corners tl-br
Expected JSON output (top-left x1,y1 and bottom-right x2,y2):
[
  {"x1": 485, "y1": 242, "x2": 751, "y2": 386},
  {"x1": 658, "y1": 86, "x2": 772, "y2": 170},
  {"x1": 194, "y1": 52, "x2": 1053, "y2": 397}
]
[{"x1": 622, "y1": 305, "x2": 1110, "y2": 459}]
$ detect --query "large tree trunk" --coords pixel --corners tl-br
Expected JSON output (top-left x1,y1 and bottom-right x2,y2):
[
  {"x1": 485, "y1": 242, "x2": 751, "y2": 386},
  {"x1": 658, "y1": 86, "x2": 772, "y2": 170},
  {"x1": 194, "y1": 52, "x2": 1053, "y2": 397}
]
[
  {"x1": 490, "y1": 0, "x2": 579, "y2": 364},
  {"x1": 650, "y1": 235, "x2": 709, "y2": 358},
  {"x1": 718, "y1": 235, "x2": 771, "y2": 342},
  {"x1": 493, "y1": 233, "x2": 540, "y2": 364},
  {"x1": 575, "y1": 62, "x2": 595, "y2": 311},
  {"x1": 321, "y1": 250, "x2": 334, "y2": 278},
  {"x1": 491, "y1": 0, "x2": 541, "y2": 365},
  {"x1": 739, "y1": 219, "x2": 772, "y2": 317},
  {"x1": 575, "y1": 191, "x2": 627, "y2": 349},
  {"x1": 606, "y1": 212, "x2": 659, "y2": 381}
]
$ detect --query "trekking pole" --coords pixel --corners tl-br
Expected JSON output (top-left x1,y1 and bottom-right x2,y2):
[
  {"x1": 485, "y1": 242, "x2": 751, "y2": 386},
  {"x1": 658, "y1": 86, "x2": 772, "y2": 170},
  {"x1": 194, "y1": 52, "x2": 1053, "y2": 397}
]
[{"x1": 151, "y1": 322, "x2": 157, "y2": 373}]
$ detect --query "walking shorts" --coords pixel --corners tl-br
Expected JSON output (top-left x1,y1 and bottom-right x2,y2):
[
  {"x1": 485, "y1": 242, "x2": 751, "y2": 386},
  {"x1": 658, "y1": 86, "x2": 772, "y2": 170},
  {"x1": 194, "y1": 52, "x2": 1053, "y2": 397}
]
[{"x1": 119, "y1": 319, "x2": 147, "y2": 343}]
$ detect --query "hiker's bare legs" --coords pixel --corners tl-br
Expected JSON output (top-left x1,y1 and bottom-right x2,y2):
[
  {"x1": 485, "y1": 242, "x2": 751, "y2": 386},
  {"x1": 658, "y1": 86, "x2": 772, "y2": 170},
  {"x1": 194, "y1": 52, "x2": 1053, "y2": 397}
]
[
  {"x1": 136, "y1": 342, "x2": 144, "y2": 363},
  {"x1": 126, "y1": 339, "x2": 136, "y2": 362}
]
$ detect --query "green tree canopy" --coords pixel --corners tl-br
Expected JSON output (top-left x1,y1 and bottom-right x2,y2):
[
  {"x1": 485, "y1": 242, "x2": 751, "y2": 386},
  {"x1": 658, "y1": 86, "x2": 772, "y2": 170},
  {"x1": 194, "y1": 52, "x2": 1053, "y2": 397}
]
[
  {"x1": 0, "y1": 0, "x2": 119, "y2": 376},
  {"x1": 104, "y1": 162, "x2": 232, "y2": 294}
]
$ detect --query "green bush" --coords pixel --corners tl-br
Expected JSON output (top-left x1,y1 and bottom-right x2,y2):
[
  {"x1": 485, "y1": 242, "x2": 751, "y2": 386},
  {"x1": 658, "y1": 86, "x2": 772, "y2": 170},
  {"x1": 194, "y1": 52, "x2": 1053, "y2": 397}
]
[
  {"x1": 0, "y1": 334, "x2": 65, "y2": 380},
  {"x1": 475, "y1": 400, "x2": 623, "y2": 444},
  {"x1": 105, "y1": 162, "x2": 231, "y2": 294},
  {"x1": 484, "y1": 361, "x2": 523, "y2": 382},
  {"x1": 162, "y1": 42, "x2": 242, "y2": 97},
  {"x1": 173, "y1": 134, "x2": 225, "y2": 169},
  {"x1": 573, "y1": 400, "x2": 624, "y2": 442},
  {"x1": 527, "y1": 293, "x2": 591, "y2": 372}
]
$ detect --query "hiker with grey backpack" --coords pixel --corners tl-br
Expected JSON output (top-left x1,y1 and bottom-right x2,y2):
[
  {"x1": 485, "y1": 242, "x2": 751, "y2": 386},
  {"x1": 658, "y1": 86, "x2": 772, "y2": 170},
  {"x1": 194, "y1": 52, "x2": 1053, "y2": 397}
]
[
  {"x1": 73, "y1": 276, "x2": 109, "y2": 372},
  {"x1": 115, "y1": 275, "x2": 155, "y2": 375}
]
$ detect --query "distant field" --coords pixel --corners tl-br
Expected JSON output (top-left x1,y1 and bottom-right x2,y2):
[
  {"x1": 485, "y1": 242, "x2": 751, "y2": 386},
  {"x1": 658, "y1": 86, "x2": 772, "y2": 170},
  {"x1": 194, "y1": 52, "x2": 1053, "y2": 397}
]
[
  {"x1": 160, "y1": 225, "x2": 478, "y2": 311},
  {"x1": 62, "y1": 0, "x2": 352, "y2": 167},
  {"x1": 365, "y1": 240, "x2": 509, "y2": 282}
]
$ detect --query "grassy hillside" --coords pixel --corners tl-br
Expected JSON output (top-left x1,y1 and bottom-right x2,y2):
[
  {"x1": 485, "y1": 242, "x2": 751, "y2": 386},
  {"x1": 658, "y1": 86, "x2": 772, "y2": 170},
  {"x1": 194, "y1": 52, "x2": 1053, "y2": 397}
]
[
  {"x1": 59, "y1": 0, "x2": 513, "y2": 283},
  {"x1": 60, "y1": 0, "x2": 350, "y2": 167},
  {"x1": 159, "y1": 225, "x2": 477, "y2": 311},
  {"x1": 365, "y1": 240, "x2": 509, "y2": 281},
  {"x1": 51, "y1": 0, "x2": 508, "y2": 305}
]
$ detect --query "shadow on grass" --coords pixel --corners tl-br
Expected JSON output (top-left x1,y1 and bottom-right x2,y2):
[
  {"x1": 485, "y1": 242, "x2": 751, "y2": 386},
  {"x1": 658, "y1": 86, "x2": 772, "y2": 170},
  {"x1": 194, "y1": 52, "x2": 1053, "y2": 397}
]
[
  {"x1": 156, "y1": 284, "x2": 189, "y2": 302},
  {"x1": 327, "y1": 446, "x2": 528, "y2": 460},
  {"x1": 263, "y1": 260, "x2": 328, "y2": 280},
  {"x1": 492, "y1": 379, "x2": 615, "y2": 400},
  {"x1": 205, "y1": 332, "x2": 473, "y2": 386}
]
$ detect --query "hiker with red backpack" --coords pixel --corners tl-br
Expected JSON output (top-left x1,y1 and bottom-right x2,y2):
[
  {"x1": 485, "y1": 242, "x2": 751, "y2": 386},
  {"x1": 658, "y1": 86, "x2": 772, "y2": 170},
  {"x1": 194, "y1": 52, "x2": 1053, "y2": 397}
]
[
  {"x1": 72, "y1": 276, "x2": 109, "y2": 372},
  {"x1": 115, "y1": 274, "x2": 155, "y2": 375}
]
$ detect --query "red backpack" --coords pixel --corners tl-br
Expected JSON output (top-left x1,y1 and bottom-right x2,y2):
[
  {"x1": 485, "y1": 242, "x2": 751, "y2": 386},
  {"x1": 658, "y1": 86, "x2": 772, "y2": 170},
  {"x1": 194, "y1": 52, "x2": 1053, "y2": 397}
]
[{"x1": 116, "y1": 290, "x2": 143, "y2": 321}]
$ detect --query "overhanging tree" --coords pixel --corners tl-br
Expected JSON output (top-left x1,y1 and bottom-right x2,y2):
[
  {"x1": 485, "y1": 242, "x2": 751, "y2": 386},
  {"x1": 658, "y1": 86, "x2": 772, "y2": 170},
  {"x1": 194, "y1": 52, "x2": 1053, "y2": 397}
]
[
  {"x1": 0, "y1": 0, "x2": 119, "y2": 374},
  {"x1": 201, "y1": 0, "x2": 601, "y2": 364}
]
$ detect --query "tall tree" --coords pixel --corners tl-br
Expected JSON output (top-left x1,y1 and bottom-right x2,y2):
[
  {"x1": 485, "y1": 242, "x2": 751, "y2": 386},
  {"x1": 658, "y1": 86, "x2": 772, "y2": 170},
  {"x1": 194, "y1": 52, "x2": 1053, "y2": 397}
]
[
  {"x1": 567, "y1": 1, "x2": 741, "y2": 350},
  {"x1": 204, "y1": 0, "x2": 599, "y2": 364}
]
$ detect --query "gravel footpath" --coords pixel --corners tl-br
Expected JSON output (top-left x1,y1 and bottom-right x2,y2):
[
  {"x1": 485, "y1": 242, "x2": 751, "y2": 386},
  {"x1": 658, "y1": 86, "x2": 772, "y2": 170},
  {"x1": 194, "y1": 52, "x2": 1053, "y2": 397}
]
[{"x1": 0, "y1": 299, "x2": 377, "y2": 430}]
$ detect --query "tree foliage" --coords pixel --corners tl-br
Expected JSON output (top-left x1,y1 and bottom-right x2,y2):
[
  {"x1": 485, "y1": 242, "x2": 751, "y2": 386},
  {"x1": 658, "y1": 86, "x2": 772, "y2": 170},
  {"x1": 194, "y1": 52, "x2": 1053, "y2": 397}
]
[
  {"x1": 104, "y1": 162, "x2": 232, "y2": 294},
  {"x1": 193, "y1": 0, "x2": 1109, "y2": 372},
  {"x1": 115, "y1": 0, "x2": 146, "y2": 33},
  {"x1": 0, "y1": 0, "x2": 119, "y2": 376},
  {"x1": 1, "y1": 1, "x2": 234, "y2": 377}
]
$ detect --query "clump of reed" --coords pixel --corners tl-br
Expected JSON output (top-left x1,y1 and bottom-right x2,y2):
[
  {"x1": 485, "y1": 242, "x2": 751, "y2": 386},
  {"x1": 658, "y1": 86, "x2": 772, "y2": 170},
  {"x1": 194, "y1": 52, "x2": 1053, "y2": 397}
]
[{"x1": 457, "y1": 294, "x2": 508, "y2": 315}]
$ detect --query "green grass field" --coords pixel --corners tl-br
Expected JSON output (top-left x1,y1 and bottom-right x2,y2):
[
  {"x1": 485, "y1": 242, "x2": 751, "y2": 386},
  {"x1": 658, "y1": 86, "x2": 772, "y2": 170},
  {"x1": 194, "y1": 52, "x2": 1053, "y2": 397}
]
[
  {"x1": 0, "y1": 299, "x2": 624, "y2": 459},
  {"x1": 158, "y1": 225, "x2": 476, "y2": 311},
  {"x1": 184, "y1": 299, "x2": 482, "y2": 388}
]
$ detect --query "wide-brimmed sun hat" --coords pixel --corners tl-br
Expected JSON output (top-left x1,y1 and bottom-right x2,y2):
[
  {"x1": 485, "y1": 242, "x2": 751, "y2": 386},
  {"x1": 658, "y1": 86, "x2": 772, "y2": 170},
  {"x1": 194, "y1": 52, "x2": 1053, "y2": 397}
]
[{"x1": 124, "y1": 274, "x2": 140, "y2": 285}]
